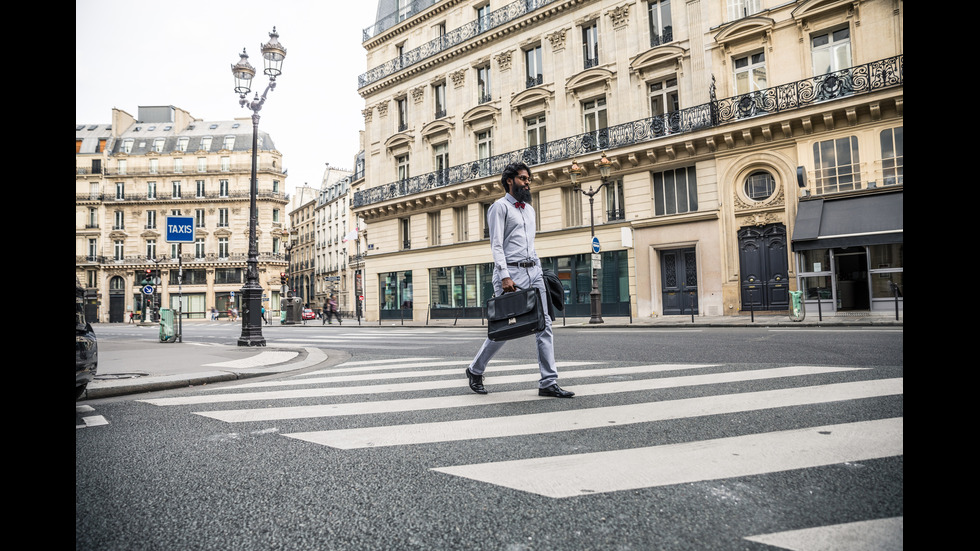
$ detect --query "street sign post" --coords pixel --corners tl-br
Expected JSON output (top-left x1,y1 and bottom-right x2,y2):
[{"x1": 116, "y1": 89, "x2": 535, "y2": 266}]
[{"x1": 165, "y1": 216, "x2": 194, "y2": 343}]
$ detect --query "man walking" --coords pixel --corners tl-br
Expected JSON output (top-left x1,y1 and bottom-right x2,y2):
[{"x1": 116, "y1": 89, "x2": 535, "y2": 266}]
[{"x1": 465, "y1": 162, "x2": 574, "y2": 398}]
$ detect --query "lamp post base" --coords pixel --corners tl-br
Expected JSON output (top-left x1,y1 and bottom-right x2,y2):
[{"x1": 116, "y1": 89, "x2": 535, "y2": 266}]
[
  {"x1": 589, "y1": 270, "x2": 604, "y2": 324},
  {"x1": 237, "y1": 284, "x2": 266, "y2": 347}
]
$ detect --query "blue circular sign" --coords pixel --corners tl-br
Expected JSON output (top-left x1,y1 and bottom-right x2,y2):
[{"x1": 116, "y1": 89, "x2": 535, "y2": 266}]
[
  {"x1": 142, "y1": 285, "x2": 154, "y2": 295},
  {"x1": 591, "y1": 236, "x2": 600, "y2": 253}
]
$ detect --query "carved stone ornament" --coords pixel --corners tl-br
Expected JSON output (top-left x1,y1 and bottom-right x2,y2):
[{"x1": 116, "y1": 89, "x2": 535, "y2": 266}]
[
  {"x1": 546, "y1": 29, "x2": 567, "y2": 51},
  {"x1": 608, "y1": 4, "x2": 631, "y2": 29},
  {"x1": 450, "y1": 68, "x2": 466, "y2": 88},
  {"x1": 411, "y1": 86, "x2": 425, "y2": 103},
  {"x1": 376, "y1": 102, "x2": 388, "y2": 117},
  {"x1": 495, "y1": 50, "x2": 513, "y2": 71},
  {"x1": 362, "y1": 106, "x2": 373, "y2": 122}
]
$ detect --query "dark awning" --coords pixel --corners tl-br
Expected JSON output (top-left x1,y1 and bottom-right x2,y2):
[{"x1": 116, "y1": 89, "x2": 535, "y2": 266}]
[{"x1": 792, "y1": 191, "x2": 903, "y2": 251}]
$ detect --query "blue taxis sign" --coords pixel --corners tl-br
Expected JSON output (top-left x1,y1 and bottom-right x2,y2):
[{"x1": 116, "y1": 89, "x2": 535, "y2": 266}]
[{"x1": 166, "y1": 216, "x2": 195, "y2": 243}]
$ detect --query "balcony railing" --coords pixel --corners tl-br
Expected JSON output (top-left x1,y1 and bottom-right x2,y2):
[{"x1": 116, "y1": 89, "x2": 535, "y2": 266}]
[
  {"x1": 102, "y1": 162, "x2": 285, "y2": 177},
  {"x1": 359, "y1": 0, "x2": 560, "y2": 89},
  {"x1": 75, "y1": 190, "x2": 290, "y2": 203},
  {"x1": 74, "y1": 252, "x2": 287, "y2": 266},
  {"x1": 354, "y1": 55, "x2": 903, "y2": 208}
]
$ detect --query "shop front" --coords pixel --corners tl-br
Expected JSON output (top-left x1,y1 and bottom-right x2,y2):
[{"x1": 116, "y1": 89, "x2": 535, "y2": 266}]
[{"x1": 791, "y1": 191, "x2": 903, "y2": 313}]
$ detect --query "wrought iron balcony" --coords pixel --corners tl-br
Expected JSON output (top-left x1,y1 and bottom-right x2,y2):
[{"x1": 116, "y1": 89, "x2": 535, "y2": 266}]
[
  {"x1": 359, "y1": 0, "x2": 561, "y2": 89},
  {"x1": 353, "y1": 55, "x2": 903, "y2": 209}
]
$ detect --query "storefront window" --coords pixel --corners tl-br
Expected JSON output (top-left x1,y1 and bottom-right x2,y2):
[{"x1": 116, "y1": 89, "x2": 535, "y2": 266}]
[
  {"x1": 799, "y1": 249, "x2": 831, "y2": 273},
  {"x1": 800, "y1": 275, "x2": 832, "y2": 300},
  {"x1": 869, "y1": 243, "x2": 903, "y2": 299},
  {"x1": 380, "y1": 271, "x2": 412, "y2": 313}
]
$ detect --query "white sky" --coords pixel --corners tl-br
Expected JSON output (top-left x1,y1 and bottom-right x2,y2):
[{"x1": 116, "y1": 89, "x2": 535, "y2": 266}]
[{"x1": 76, "y1": 0, "x2": 380, "y2": 196}]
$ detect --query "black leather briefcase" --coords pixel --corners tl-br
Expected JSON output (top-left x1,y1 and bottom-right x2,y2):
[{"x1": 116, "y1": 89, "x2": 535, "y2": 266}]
[{"x1": 486, "y1": 287, "x2": 546, "y2": 342}]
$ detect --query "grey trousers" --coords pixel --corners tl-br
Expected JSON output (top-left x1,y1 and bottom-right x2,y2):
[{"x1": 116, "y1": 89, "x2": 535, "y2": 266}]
[{"x1": 468, "y1": 264, "x2": 558, "y2": 388}]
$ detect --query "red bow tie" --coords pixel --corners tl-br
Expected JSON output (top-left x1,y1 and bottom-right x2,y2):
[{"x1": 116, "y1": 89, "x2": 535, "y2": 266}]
[{"x1": 514, "y1": 202, "x2": 526, "y2": 209}]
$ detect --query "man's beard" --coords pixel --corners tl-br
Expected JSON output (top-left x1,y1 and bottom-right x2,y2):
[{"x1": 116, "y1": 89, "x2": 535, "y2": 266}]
[{"x1": 512, "y1": 184, "x2": 532, "y2": 203}]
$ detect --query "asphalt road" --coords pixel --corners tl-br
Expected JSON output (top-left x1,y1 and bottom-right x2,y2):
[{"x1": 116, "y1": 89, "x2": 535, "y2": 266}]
[{"x1": 77, "y1": 324, "x2": 903, "y2": 551}]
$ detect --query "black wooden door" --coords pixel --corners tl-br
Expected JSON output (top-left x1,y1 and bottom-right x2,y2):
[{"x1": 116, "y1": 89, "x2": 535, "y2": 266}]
[
  {"x1": 661, "y1": 248, "x2": 698, "y2": 315},
  {"x1": 737, "y1": 224, "x2": 789, "y2": 311}
]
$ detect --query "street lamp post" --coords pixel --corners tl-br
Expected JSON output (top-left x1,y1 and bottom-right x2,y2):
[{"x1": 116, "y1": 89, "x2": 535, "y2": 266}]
[
  {"x1": 231, "y1": 27, "x2": 286, "y2": 347},
  {"x1": 568, "y1": 152, "x2": 613, "y2": 324}
]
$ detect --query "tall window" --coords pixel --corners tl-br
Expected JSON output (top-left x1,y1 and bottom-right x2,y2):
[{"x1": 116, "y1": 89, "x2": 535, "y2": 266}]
[
  {"x1": 115, "y1": 181, "x2": 125, "y2": 200},
  {"x1": 812, "y1": 27, "x2": 852, "y2": 75},
  {"x1": 195, "y1": 209, "x2": 206, "y2": 228},
  {"x1": 582, "y1": 21, "x2": 599, "y2": 69},
  {"x1": 477, "y1": 129, "x2": 493, "y2": 160},
  {"x1": 583, "y1": 97, "x2": 607, "y2": 151},
  {"x1": 813, "y1": 136, "x2": 861, "y2": 194},
  {"x1": 173, "y1": 158, "x2": 183, "y2": 173},
  {"x1": 219, "y1": 179, "x2": 229, "y2": 197},
  {"x1": 172, "y1": 180, "x2": 182, "y2": 198},
  {"x1": 117, "y1": 159, "x2": 127, "y2": 175},
  {"x1": 146, "y1": 239, "x2": 156, "y2": 260},
  {"x1": 149, "y1": 158, "x2": 159, "y2": 174},
  {"x1": 525, "y1": 45, "x2": 543, "y2": 88},
  {"x1": 427, "y1": 211, "x2": 441, "y2": 246},
  {"x1": 652, "y1": 166, "x2": 698, "y2": 216},
  {"x1": 649, "y1": 77, "x2": 679, "y2": 133},
  {"x1": 434, "y1": 82, "x2": 447, "y2": 118},
  {"x1": 219, "y1": 208, "x2": 230, "y2": 227},
  {"x1": 146, "y1": 210, "x2": 156, "y2": 229},
  {"x1": 477, "y1": 64, "x2": 492, "y2": 104},
  {"x1": 196, "y1": 180, "x2": 206, "y2": 197},
  {"x1": 194, "y1": 238, "x2": 205, "y2": 259},
  {"x1": 648, "y1": 0, "x2": 673, "y2": 47},
  {"x1": 562, "y1": 187, "x2": 583, "y2": 227},
  {"x1": 147, "y1": 181, "x2": 156, "y2": 199},
  {"x1": 727, "y1": 0, "x2": 761, "y2": 21},
  {"x1": 114, "y1": 240, "x2": 124, "y2": 261},
  {"x1": 221, "y1": 156, "x2": 230, "y2": 171},
  {"x1": 526, "y1": 114, "x2": 547, "y2": 148},
  {"x1": 88, "y1": 208, "x2": 98, "y2": 228},
  {"x1": 396, "y1": 154, "x2": 410, "y2": 182},
  {"x1": 433, "y1": 143, "x2": 449, "y2": 184},
  {"x1": 114, "y1": 210, "x2": 125, "y2": 230},
  {"x1": 454, "y1": 206, "x2": 469, "y2": 242},
  {"x1": 605, "y1": 179, "x2": 626, "y2": 221},
  {"x1": 733, "y1": 52, "x2": 767, "y2": 94},
  {"x1": 197, "y1": 157, "x2": 207, "y2": 172},
  {"x1": 88, "y1": 239, "x2": 98, "y2": 260},
  {"x1": 397, "y1": 97, "x2": 408, "y2": 132},
  {"x1": 880, "y1": 126, "x2": 903, "y2": 186},
  {"x1": 476, "y1": 3, "x2": 489, "y2": 32},
  {"x1": 218, "y1": 237, "x2": 229, "y2": 259},
  {"x1": 400, "y1": 217, "x2": 411, "y2": 250}
]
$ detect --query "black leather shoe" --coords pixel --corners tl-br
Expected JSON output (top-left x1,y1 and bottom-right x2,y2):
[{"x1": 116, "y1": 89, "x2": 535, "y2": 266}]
[
  {"x1": 538, "y1": 384, "x2": 574, "y2": 398},
  {"x1": 465, "y1": 368, "x2": 488, "y2": 394}
]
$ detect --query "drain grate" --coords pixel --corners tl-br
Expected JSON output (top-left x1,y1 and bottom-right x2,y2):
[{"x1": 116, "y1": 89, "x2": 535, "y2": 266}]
[{"x1": 94, "y1": 372, "x2": 149, "y2": 380}]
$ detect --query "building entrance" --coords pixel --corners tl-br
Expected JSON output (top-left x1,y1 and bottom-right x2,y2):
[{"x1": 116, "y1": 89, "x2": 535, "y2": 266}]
[
  {"x1": 737, "y1": 224, "x2": 790, "y2": 311},
  {"x1": 833, "y1": 248, "x2": 870, "y2": 310},
  {"x1": 660, "y1": 248, "x2": 698, "y2": 316}
]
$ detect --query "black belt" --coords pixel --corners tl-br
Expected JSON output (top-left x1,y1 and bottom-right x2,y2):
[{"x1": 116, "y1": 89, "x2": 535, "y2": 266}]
[{"x1": 507, "y1": 260, "x2": 536, "y2": 268}]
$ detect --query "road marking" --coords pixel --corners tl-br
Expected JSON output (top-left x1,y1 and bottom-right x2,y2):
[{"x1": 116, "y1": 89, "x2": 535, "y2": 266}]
[
  {"x1": 203, "y1": 350, "x2": 298, "y2": 368},
  {"x1": 142, "y1": 363, "x2": 718, "y2": 406},
  {"x1": 285, "y1": 378, "x2": 902, "y2": 449},
  {"x1": 232, "y1": 361, "x2": 607, "y2": 388},
  {"x1": 290, "y1": 359, "x2": 508, "y2": 378},
  {"x1": 431, "y1": 417, "x2": 903, "y2": 498},
  {"x1": 744, "y1": 516, "x2": 903, "y2": 550},
  {"x1": 77, "y1": 415, "x2": 109, "y2": 429},
  {"x1": 185, "y1": 366, "x2": 861, "y2": 422}
]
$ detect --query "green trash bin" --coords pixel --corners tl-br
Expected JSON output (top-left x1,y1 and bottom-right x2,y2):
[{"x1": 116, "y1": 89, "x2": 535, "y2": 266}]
[
  {"x1": 159, "y1": 308, "x2": 177, "y2": 342},
  {"x1": 788, "y1": 291, "x2": 805, "y2": 321}
]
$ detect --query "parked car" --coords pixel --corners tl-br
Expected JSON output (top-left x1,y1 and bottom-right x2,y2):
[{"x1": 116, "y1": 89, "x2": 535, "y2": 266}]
[
  {"x1": 302, "y1": 308, "x2": 316, "y2": 320},
  {"x1": 76, "y1": 284, "x2": 98, "y2": 400}
]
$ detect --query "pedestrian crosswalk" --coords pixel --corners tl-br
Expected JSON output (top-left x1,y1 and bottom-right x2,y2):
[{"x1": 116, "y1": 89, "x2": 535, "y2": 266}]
[{"x1": 138, "y1": 356, "x2": 902, "y2": 545}]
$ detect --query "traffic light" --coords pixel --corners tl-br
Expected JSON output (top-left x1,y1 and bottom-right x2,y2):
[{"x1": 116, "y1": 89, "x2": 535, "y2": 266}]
[
  {"x1": 143, "y1": 269, "x2": 152, "y2": 285},
  {"x1": 280, "y1": 272, "x2": 287, "y2": 285}
]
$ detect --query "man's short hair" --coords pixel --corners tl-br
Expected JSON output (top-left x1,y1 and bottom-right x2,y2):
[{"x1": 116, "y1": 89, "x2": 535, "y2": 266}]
[{"x1": 501, "y1": 162, "x2": 532, "y2": 190}]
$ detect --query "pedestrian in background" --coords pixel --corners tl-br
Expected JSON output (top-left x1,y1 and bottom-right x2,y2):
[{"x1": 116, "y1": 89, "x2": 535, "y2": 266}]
[{"x1": 325, "y1": 295, "x2": 342, "y2": 325}]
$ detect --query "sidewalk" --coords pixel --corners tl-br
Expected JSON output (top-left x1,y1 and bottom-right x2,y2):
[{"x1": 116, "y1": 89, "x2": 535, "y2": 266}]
[{"x1": 81, "y1": 311, "x2": 901, "y2": 400}]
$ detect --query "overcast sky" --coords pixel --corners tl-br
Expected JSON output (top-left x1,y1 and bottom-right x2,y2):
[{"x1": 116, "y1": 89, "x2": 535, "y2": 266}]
[{"x1": 76, "y1": 0, "x2": 380, "y2": 195}]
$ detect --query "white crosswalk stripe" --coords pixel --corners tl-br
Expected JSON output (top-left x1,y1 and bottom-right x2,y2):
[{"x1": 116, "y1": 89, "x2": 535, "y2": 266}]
[{"x1": 141, "y1": 357, "x2": 901, "y2": 509}]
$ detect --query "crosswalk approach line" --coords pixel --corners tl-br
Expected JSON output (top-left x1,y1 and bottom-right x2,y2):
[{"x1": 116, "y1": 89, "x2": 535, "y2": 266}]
[
  {"x1": 284, "y1": 378, "x2": 903, "y2": 449},
  {"x1": 184, "y1": 365, "x2": 864, "y2": 422}
]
